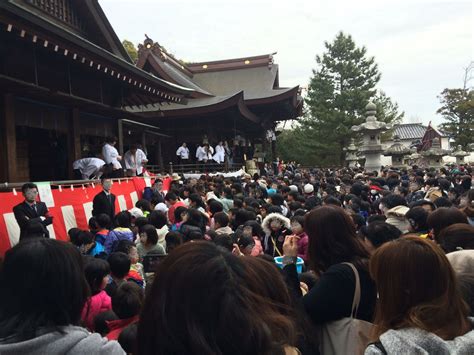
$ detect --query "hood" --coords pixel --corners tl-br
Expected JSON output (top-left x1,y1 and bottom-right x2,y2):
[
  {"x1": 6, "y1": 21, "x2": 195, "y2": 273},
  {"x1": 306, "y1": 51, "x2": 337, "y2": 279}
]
[
  {"x1": 376, "y1": 318, "x2": 474, "y2": 354},
  {"x1": 262, "y1": 213, "x2": 291, "y2": 235},
  {"x1": 0, "y1": 326, "x2": 124, "y2": 355},
  {"x1": 386, "y1": 205, "x2": 409, "y2": 217}
]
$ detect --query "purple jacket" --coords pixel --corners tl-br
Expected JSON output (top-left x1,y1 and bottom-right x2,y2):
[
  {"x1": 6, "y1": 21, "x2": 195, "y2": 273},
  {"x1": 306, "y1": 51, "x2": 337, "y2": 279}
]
[{"x1": 104, "y1": 228, "x2": 134, "y2": 254}]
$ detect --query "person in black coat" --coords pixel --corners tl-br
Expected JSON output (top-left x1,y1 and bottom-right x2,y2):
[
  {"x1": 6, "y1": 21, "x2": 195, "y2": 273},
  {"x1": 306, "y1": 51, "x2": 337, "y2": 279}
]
[
  {"x1": 13, "y1": 183, "x2": 53, "y2": 241},
  {"x1": 92, "y1": 178, "x2": 116, "y2": 220}
]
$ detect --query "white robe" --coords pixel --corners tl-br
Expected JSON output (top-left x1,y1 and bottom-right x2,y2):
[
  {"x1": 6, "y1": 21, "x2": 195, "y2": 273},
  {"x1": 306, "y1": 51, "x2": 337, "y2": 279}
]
[
  {"x1": 72, "y1": 158, "x2": 105, "y2": 179},
  {"x1": 176, "y1": 146, "x2": 189, "y2": 159},
  {"x1": 213, "y1": 145, "x2": 225, "y2": 163},
  {"x1": 102, "y1": 143, "x2": 122, "y2": 169},
  {"x1": 123, "y1": 149, "x2": 147, "y2": 175}
]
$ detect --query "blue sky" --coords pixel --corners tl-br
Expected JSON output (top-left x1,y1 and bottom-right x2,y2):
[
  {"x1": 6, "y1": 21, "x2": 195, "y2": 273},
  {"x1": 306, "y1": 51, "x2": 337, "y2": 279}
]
[{"x1": 101, "y1": 0, "x2": 473, "y2": 125}]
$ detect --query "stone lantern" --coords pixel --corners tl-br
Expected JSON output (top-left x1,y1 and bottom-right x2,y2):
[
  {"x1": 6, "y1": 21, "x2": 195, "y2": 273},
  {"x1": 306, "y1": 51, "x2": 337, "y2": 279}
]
[
  {"x1": 343, "y1": 140, "x2": 359, "y2": 168},
  {"x1": 351, "y1": 102, "x2": 391, "y2": 172},
  {"x1": 452, "y1": 145, "x2": 469, "y2": 164},
  {"x1": 383, "y1": 135, "x2": 411, "y2": 168},
  {"x1": 421, "y1": 138, "x2": 450, "y2": 168}
]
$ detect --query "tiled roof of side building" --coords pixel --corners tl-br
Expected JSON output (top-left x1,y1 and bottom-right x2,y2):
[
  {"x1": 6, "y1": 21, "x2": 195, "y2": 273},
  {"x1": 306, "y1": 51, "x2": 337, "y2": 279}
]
[{"x1": 393, "y1": 123, "x2": 447, "y2": 140}]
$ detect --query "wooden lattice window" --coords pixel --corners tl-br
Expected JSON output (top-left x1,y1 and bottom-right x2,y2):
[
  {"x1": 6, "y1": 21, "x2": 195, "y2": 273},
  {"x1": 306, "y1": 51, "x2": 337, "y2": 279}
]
[{"x1": 28, "y1": 0, "x2": 85, "y2": 32}]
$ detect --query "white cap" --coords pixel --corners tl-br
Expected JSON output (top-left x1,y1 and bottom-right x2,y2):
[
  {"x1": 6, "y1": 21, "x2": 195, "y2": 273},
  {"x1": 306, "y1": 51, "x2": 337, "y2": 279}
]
[
  {"x1": 289, "y1": 185, "x2": 298, "y2": 192},
  {"x1": 154, "y1": 202, "x2": 169, "y2": 213},
  {"x1": 304, "y1": 183, "x2": 314, "y2": 194},
  {"x1": 129, "y1": 207, "x2": 144, "y2": 218}
]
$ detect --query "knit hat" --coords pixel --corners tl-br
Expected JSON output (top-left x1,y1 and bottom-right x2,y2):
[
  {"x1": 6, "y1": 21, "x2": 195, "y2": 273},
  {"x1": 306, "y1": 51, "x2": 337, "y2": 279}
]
[{"x1": 304, "y1": 183, "x2": 314, "y2": 194}]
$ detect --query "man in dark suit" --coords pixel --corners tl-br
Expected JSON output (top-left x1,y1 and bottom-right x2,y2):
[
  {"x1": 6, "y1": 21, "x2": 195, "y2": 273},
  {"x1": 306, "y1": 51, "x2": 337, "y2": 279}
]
[
  {"x1": 92, "y1": 177, "x2": 116, "y2": 220},
  {"x1": 13, "y1": 183, "x2": 53, "y2": 241}
]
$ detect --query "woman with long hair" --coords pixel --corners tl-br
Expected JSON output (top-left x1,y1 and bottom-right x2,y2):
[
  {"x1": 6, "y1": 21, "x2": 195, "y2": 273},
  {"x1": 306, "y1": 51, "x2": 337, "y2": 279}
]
[
  {"x1": 366, "y1": 237, "x2": 474, "y2": 353},
  {"x1": 283, "y1": 205, "x2": 376, "y2": 324},
  {"x1": 137, "y1": 241, "x2": 299, "y2": 355}
]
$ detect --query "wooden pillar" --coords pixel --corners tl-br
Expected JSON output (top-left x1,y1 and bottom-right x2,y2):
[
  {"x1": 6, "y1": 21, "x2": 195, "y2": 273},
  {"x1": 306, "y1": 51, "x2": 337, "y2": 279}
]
[
  {"x1": 141, "y1": 130, "x2": 147, "y2": 153},
  {"x1": 68, "y1": 108, "x2": 81, "y2": 179},
  {"x1": 0, "y1": 94, "x2": 18, "y2": 182},
  {"x1": 157, "y1": 139, "x2": 164, "y2": 173},
  {"x1": 117, "y1": 119, "x2": 124, "y2": 155}
]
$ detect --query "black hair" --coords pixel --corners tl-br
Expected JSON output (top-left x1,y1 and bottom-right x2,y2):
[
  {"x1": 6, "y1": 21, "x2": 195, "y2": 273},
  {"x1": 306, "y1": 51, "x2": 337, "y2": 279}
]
[
  {"x1": 93, "y1": 310, "x2": 118, "y2": 336},
  {"x1": 243, "y1": 220, "x2": 265, "y2": 238},
  {"x1": 365, "y1": 221, "x2": 402, "y2": 248},
  {"x1": 136, "y1": 199, "x2": 152, "y2": 212},
  {"x1": 165, "y1": 231, "x2": 184, "y2": 253},
  {"x1": 405, "y1": 206, "x2": 429, "y2": 233},
  {"x1": 290, "y1": 215, "x2": 305, "y2": 228},
  {"x1": 134, "y1": 217, "x2": 149, "y2": 230},
  {"x1": 0, "y1": 239, "x2": 89, "y2": 340},
  {"x1": 208, "y1": 200, "x2": 224, "y2": 215},
  {"x1": 409, "y1": 199, "x2": 436, "y2": 211},
  {"x1": 189, "y1": 193, "x2": 206, "y2": 210},
  {"x1": 237, "y1": 234, "x2": 255, "y2": 251},
  {"x1": 21, "y1": 183, "x2": 37, "y2": 194},
  {"x1": 434, "y1": 197, "x2": 453, "y2": 208},
  {"x1": 214, "y1": 212, "x2": 229, "y2": 228},
  {"x1": 112, "y1": 282, "x2": 144, "y2": 319},
  {"x1": 214, "y1": 234, "x2": 234, "y2": 252},
  {"x1": 107, "y1": 252, "x2": 131, "y2": 279},
  {"x1": 174, "y1": 206, "x2": 188, "y2": 224},
  {"x1": 164, "y1": 192, "x2": 177, "y2": 202},
  {"x1": 148, "y1": 210, "x2": 168, "y2": 229},
  {"x1": 323, "y1": 195, "x2": 342, "y2": 207},
  {"x1": 139, "y1": 224, "x2": 159, "y2": 245},
  {"x1": 115, "y1": 239, "x2": 137, "y2": 256},
  {"x1": 84, "y1": 257, "x2": 110, "y2": 295},
  {"x1": 267, "y1": 205, "x2": 283, "y2": 215},
  {"x1": 68, "y1": 227, "x2": 82, "y2": 243},
  {"x1": 270, "y1": 194, "x2": 284, "y2": 206},
  {"x1": 233, "y1": 198, "x2": 243, "y2": 209},
  {"x1": 379, "y1": 194, "x2": 407, "y2": 209},
  {"x1": 88, "y1": 217, "x2": 99, "y2": 232},
  {"x1": 115, "y1": 211, "x2": 132, "y2": 228},
  {"x1": 96, "y1": 213, "x2": 112, "y2": 229}
]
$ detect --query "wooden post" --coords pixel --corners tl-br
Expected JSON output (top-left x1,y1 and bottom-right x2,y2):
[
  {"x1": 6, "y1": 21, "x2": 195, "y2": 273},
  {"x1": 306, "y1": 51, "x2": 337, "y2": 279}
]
[
  {"x1": 157, "y1": 139, "x2": 164, "y2": 173},
  {"x1": 0, "y1": 94, "x2": 18, "y2": 182},
  {"x1": 118, "y1": 119, "x2": 124, "y2": 155},
  {"x1": 68, "y1": 108, "x2": 81, "y2": 179}
]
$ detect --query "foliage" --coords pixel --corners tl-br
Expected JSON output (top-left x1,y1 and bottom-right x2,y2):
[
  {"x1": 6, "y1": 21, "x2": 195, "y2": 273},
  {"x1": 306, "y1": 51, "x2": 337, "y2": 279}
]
[
  {"x1": 437, "y1": 63, "x2": 474, "y2": 150},
  {"x1": 122, "y1": 39, "x2": 138, "y2": 63},
  {"x1": 294, "y1": 31, "x2": 403, "y2": 166}
]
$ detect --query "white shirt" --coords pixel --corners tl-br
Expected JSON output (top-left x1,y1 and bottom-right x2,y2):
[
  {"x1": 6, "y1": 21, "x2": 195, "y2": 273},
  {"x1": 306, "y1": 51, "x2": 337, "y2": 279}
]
[
  {"x1": 213, "y1": 144, "x2": 225, "y2": 163},
  {"x1": 73, "y1": 158, "x2": 105, "y2": 179},
  {"x1": 176, "y1": 146, "x2": 190, "y2": 159},
  {"x1": 196, "y1": 146, "x2": 212, "y2": 162},
  {"x1": 102, "y1": 143, "x2": 122, "y2": 169},
  {"x1": 124, "y1": 149, "x2": 147, "y2": 175}
]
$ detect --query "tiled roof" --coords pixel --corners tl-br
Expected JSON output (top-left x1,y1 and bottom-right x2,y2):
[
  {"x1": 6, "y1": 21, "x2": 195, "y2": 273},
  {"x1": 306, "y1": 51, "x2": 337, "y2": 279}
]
[{"x1": 393, "y1": 123, "x2": 446, "y2": 140}]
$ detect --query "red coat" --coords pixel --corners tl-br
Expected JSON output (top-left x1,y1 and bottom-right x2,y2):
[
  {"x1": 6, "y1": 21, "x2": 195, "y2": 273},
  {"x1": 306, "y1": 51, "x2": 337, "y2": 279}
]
[
  {"x1": 81, "y1": 290, "x2": 112, "y2": 331},
  {"x1": 106, "y1": 315, "x2": 139, "y2": 340}
]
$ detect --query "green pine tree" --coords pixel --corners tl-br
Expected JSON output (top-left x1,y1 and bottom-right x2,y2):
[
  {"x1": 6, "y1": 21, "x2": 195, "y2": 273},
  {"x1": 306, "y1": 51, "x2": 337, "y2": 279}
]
[{"x1": 302, "y1": 32, "x2": 402, "y2": 166}]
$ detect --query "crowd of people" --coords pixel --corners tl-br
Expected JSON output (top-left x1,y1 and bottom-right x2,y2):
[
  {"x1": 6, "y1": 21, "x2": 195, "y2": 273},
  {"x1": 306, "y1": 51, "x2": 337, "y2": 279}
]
[{"x1": 2, "y1": 163, "x2": 474, "y2": 354}]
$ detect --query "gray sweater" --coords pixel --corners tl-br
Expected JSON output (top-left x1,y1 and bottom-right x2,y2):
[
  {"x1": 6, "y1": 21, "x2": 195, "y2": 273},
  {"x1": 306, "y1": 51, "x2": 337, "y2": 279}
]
[
  {"x1": 0, "y1": 326, "x2": 125, "y2": 354},
  {"x1": 365, "y1": 318, "x2": 474, "y2": 354}
]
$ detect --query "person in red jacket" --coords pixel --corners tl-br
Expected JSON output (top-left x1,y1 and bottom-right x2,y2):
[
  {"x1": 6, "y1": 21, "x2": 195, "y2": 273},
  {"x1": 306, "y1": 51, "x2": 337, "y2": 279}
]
[
  {"x1": 106, "y1": 282, "x2": 144, "y2": 341},
  {"x1": 81, "y1": 258, "x2": 112, "y2": 330}
]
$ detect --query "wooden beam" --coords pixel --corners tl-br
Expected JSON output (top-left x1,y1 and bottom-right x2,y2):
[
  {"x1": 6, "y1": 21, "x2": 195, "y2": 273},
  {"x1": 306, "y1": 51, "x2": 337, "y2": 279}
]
[
  {"x1": 0, "y1": 94, "x2": 18, "y2": 182},
  {"x1": 68, "y1": 108, "x2": 81, "y2": 179}
]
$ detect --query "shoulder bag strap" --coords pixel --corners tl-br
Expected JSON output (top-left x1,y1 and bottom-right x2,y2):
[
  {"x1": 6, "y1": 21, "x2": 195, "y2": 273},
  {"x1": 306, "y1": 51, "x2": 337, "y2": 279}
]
[{"x1": 342, "y1": 262, "x2": 361, "y2": 318}]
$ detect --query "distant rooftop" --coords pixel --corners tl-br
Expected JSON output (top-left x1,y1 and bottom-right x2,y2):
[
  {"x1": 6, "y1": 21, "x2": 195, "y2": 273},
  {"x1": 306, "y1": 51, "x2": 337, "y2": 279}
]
[{"x1": 393, "y1": 123, "x2": 447, "y2": 140}]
